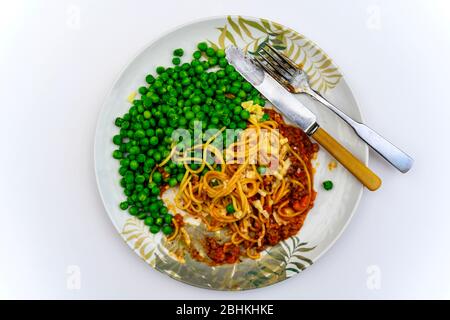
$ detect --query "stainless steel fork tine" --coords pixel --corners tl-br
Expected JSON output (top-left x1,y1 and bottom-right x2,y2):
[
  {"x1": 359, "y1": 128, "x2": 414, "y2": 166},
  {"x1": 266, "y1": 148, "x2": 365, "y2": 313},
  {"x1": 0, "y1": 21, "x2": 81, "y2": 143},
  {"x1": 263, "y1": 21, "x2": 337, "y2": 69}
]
[
  {"x1": 260, "y1": 47, "x2": 294, "y2": 80},
  {"x1": 257, "y1": 51, "x2": 293, "y2": 82},
  {"x1": 265, "y1": 43, "x2": 299, "y2": 71},
  {"x1": 253, "y1": 56, "x2": 292, "y2": 89},
  {"x1": 253, "y1": 56, "x2": 282, "y2": 81},
  {"x1": 261, "y1": 45, "x2": 297, "y2": 76}
]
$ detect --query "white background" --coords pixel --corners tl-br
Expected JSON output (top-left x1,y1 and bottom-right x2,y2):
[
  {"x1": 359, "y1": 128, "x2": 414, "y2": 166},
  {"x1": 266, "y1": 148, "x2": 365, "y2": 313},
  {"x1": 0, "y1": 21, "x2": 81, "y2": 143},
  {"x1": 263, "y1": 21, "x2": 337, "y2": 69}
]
[{"x1": 1, "y1": 0, "x2": 450, "y2": 299}]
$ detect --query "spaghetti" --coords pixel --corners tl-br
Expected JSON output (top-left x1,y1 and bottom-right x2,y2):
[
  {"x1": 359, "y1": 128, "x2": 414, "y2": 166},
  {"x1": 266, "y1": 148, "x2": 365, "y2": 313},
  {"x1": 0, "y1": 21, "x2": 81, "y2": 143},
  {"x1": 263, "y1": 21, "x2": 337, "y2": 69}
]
[{"x1": 162, "y1": 109, "x2": 318, "y2": 265}]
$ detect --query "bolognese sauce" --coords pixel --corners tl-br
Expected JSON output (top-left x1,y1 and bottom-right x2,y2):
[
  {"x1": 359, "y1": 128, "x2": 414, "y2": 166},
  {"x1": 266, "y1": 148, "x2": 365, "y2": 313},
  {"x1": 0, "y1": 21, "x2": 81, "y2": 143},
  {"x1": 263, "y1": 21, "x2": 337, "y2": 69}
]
[{"x1": 200, "y1": 110, "x2": 318, "y2": 265}]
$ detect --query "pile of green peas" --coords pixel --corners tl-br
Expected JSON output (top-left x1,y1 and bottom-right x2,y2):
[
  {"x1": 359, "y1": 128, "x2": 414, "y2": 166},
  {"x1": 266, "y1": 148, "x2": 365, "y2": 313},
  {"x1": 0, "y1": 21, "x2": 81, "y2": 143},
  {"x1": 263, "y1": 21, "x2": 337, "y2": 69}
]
[{"x1": 112, "y1": 42, "x2": 266, "y2": 235}]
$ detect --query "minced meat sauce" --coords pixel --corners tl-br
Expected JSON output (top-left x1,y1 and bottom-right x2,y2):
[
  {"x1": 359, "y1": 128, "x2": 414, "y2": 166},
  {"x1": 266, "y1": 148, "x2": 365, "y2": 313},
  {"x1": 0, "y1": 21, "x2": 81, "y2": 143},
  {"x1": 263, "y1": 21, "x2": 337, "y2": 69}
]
[{"x1": 202, "y1": 110, "x2": 318, "y2": 264}]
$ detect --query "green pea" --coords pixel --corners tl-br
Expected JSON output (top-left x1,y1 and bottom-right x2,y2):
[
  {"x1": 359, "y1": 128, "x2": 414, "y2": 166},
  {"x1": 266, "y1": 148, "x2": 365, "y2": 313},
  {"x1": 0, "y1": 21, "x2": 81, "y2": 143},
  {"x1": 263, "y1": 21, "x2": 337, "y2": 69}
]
[
  {"x1": 242, "y1": 82, "x2": 252, "y2": 92},
  {"x1": 152, "y1": 171, "x2": 162, "y2": 183},
  {"x1": 240, "y1": 110, "x2": 250, "y2": 120},
  {"x1": 191, "y1": 96, "x2": 201, "y2": 104},
  {"x1": 142, "y1": 97, "x2": 152, "y2": 108},
  {"x1": 156, "y1": 66, "x2": 165, "y2": 74},
  {"x1": 146, "y1": 128, "x2": 155, "y2": 137},
  {"x1": 138, "y1": 86, "x2": 148, "y2": 95},
  {"x1": 145, "y1": 158, "x2": 155, "y2": 168},
  {"x1": 229, "y1": 86, "x2": 238, "y2": 95},
  {"x1": 159, "y1": 206, "x2": 168, "y2": 215},
  {"x1": 145, "y1": 74, "x2": 155, "y2": 84},
  {"x1": 216, "y1": 49, "x2": 225, "y2": 58},
  {"x1": 150, "y1": 211, "x2": 159, "y2": 219},
  {"x1": 155, "y1": 217, "x2": 164, "y2": 226},
  {"x1": 185, "y1": 111, "x2": 195, "y2": 120},
  {"x1": 155, "y1": 128, "x2": 164, "y2": 137},
  {"x1": 113, "y1": 135, "x2": 122, "y2": 145},
  {"x1": 197, "y1": 42, "x2": 208, "y2": 51},
  {"x1": 137, "y1": 212, "x2": 147, "y2": 220},
  {"x1": 129, "y1": 206, "x2": 139, "y2": 216},
  {"x1": 135, "y1": 175, "x2": 145, "y2": 184},
  {"x1": 134, "y1": 129, "x2": 145, "y2": 139},
  {"x1": 150, "y1": 225, "x2": 160, "y2": 234},
  {"x1": 137, "y1": 192, "x2": 146, "y2": 202},
  {"x1": 140, "y1": 137, "x2": 149, "y2": 146},
  {"x1": 226, "y1": 204, "x2": 235, "y2": 214},
  {"x1": 261, "y1": 113, "x2": 270, "y2": 121},
  {"x1": 233, "y1": 106, "x2": 242, "y2": 114},
  {"x1": 162, "y1": 225, "x2": 173, "y2": 235},
  {"x1": 208, "y1": 57, "x2": 218, "y2": 66},
  {"x1": 323, "y1": 180, "x2": 333, "y2": 190},
  {"x1": 176, "y1": 172, "x2": 184, "y2": 182},
  {"x1": 194, "y1": 65, "x2": 203, "y2": 74},
  {"x1": 150, "y1": 94, "x2": 160, "y2": 103},
  {"x1": 115, "y1": 117, "x2": 124, "y2": 127},
  {"x1": 112, "y1": 150, "x2": 123, "y2": 159},
  {"x1": 257, "y1": 166, "x2": 266, "y2": 175},
  {"x1": 225, "y1": 65, "x2": 234, "y2": 74},
  {"x1": 172, "y1": 57, "x2": 181, "y2": 65},
  {"x1": 144, "y1": 216, "x2": 154, "y2": 226},
  {"x1": 168, "y1": 177, "x2": 177, "y2": 187},
  {"x1": 238, "y1": 121, "x2": 247, "y2": 129},
  {"x1": 173, "y1": 48, "x2": 184, "y2": 57},
  {"x1": 129, "y1": 160, "x2": 138, "y2": 170},
  {"x1": 143, "y1": 110, "x2": 151, "y2": 119},
  {"x1": 206, "y1": 47, "x2": 216, "y2": 57},
  {"x1": 129, "y1": 146, "x2": 140, "y2": 155},
  {"x1": 153, "y1": 152, "x2": 162, "y2": 162},
  {"x1": 136, "y1": 154, "x2": 146, "y2": 163},
  {"x1": 149, "y1": 202, "x2": 159, "y2": 212},
  {"x1": 164, "y1": 214, "x2": 173, "y2": 224},
  {"x1": 149, "y1": 136, "x2": 159, "y2": 146},
  {"x1": 210, "y1": 117, "x2": 219, "y2": 125},
  {"x1": 124, "y1": 173, "x2": 134, "y2": 184},
  {"x1": 119, "y1": 201, "x2": 129, "y2": 210},
  {"x1": 151, "y1": 186, "x2": 160, "y2": 195},
  {"x1": 193, "y1": 50, "x2": 202, "y2": 59}
]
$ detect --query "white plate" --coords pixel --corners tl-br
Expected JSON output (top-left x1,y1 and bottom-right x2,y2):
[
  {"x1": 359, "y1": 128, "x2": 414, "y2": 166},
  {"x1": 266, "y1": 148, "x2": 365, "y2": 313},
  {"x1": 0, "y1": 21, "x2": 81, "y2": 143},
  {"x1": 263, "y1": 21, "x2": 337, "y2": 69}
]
[{"x1": 94, "y1": 15, "x2": 368, "y2": 290}]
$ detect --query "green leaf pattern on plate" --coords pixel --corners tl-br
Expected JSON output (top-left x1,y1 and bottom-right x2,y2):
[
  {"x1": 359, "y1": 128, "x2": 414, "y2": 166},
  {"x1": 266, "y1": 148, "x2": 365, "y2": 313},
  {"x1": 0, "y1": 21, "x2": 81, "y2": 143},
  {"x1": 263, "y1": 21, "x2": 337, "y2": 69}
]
[
  {"x1": 122, "y1": 216, "x2": 315, "y2": 290},
  {"x1": 209, "y1": 16, "x2": 342, "y2": 93},
  {"x1": 121, "y1": 217, "x2": 158, "y2": 267}
]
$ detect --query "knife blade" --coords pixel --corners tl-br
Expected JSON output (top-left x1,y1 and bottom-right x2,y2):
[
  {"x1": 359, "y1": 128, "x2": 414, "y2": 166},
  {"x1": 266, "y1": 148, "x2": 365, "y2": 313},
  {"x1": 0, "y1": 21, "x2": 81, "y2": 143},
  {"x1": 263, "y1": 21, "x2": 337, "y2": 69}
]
[
  {"x1": 225, "y1": 45, "x2": 382, "y2": 191},
  {"x1": 225, "y1": 46, "x2": 319, "y2": 135}
]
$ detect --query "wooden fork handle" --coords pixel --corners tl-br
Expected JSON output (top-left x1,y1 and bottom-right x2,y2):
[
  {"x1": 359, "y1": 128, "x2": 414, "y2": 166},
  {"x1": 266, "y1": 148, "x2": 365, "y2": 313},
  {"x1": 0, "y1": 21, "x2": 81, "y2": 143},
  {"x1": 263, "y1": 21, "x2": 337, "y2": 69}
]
[{"x1": 312, "y1": 127, "x2": 382, "y2": 191}]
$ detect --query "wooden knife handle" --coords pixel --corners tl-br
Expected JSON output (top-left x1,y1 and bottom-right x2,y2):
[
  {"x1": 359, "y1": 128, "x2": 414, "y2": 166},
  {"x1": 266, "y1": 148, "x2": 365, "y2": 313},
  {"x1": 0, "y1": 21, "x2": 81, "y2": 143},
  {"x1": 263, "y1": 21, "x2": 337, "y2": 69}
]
[{"x1": 312, "y1": 127, "x2": 381, "y2": 191}]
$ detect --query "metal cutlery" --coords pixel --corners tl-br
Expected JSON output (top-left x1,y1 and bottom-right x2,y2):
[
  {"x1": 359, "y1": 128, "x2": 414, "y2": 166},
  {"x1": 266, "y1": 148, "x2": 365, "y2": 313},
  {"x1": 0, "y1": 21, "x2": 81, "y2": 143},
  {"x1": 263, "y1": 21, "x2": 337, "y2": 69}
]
[
  {"x1": 254, "y1": 43, "x2": 413, "y2": 173},
  {"x1": 226, "y1": 46, "x2": 382, "y2": 191}
]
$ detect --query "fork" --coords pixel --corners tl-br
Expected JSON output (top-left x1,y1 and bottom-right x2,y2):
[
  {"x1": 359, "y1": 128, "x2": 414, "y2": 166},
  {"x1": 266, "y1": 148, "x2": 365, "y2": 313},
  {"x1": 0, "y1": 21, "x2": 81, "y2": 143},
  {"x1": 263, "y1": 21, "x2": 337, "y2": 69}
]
[{"x1": 255, "y1": 44, "x2": 413, "y2": 173}]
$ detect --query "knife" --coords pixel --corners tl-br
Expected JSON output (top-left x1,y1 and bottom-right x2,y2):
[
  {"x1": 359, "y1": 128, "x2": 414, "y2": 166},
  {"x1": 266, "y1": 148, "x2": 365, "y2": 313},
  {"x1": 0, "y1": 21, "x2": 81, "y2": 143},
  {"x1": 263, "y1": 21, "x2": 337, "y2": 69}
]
[{"x1": 225, "y1": 46, "x2": 381, "y2": 191}]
